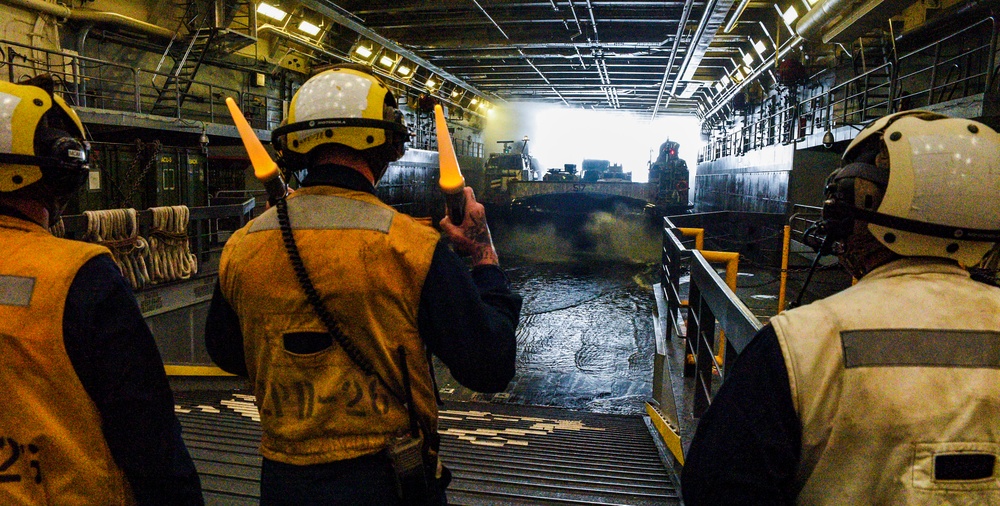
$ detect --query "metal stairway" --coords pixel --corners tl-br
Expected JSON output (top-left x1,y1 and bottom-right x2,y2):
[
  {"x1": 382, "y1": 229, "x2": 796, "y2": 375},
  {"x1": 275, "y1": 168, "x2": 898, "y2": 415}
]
[
  {"x1": 173, "y1": 390, "x2": 680, "y2": 505},
  {"x1": 150, "y1": 1, "x2": 256, "y2": 117}
]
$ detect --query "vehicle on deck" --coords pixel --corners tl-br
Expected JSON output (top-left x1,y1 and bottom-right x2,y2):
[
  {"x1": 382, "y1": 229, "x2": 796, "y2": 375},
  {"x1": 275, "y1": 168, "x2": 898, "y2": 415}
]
[
  {"x1": 647, "y1": 140, "x2": 691, "y2": 215},
  {"x1": 483, "y1": 137, "x2": 541, "y2": 206}
]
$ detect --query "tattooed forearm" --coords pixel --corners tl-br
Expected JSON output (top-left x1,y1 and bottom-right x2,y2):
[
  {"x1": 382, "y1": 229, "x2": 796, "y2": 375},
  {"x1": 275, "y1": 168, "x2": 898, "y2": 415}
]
[
  {"x1": 463, "y1": 215, "x2": 498, "y2": 266},
  {"x1": 439, "y1": 187, "x2": 501, "y2": 266}
]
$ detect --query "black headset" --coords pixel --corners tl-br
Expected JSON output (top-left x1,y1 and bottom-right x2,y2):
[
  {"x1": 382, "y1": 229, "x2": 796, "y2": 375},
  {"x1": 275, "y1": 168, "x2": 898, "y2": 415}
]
[{"x1": 0, "y1": 127, "x2": 90, "y2": 194}]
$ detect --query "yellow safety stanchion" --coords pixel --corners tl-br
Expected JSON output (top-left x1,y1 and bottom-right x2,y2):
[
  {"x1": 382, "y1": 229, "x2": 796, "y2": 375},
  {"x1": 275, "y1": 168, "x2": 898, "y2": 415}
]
[{"x1": 778, "y1": 225, "x2": 790, "y2": 313}]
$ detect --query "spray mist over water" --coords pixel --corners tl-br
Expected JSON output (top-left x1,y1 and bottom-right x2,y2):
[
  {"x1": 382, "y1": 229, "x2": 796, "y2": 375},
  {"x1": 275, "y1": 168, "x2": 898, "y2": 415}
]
[{"x1": 493, "y1": 211, "x2": 660, "y2": 265}]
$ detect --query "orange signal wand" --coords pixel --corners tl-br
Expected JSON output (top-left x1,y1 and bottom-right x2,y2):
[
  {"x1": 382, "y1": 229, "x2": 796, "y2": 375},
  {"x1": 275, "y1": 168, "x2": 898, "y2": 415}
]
[
  {"x1": 225, "y1": 97, "x2": 286, "y2": 203},
  {"x1": 434, "y1": 104, "x2": 466, "y2": 225}
]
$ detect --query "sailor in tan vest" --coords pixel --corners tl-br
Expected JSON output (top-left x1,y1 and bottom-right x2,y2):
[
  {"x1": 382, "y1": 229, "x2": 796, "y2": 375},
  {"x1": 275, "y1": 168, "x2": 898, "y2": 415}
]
[
  {"x1": 205, "y1": 65, "x2": 521, "y2": 505},
  {"x1": 683, "y1": 110, "x2": 1000, "y2": 504},
  {"x1": 0, "y1": 76, "x2": 203, "y2": 505}
]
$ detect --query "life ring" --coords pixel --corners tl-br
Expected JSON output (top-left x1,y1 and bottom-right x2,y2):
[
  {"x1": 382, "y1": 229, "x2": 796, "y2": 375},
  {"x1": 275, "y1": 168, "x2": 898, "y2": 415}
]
[{"x1": 675, "y1": 180, "x2": 689, "y2": 191}]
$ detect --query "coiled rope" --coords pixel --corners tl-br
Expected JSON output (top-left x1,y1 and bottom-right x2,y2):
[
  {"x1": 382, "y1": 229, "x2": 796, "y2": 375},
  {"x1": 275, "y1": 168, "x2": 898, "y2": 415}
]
[
  {"x1": 83, "y1": 208, "x2": 151, "y2": 290},
  {"x1": 147, "y1": 205, "x2": 198, "y2": 283}
]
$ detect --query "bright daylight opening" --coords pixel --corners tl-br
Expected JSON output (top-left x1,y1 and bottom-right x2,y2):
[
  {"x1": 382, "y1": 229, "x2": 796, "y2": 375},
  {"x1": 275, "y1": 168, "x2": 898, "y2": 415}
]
[{"x1": 524, "y1": 106, "x2": 703, "y2": 183}]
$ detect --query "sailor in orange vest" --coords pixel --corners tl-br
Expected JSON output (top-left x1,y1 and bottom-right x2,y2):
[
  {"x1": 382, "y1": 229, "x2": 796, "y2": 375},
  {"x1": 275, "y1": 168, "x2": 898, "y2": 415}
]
[
  {"x1": 0, "y1": 76, "x2": 203, "y2": 505},
  {"x1": 682, "y1": 111, "x2": 1000, "y2": 504},
  {"x1": 205, "y1": 65, "x2": 521, "y2": 505}
]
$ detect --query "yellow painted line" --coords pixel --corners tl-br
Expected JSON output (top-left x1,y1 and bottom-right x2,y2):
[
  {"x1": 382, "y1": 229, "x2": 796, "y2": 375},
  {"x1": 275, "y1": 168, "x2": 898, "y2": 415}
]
[
  {"x1": 165, "y1": 365, "x2": 236, "y2": 376},
  {"x1": 438, "y1": 415, "x2": 463, "y2": 421},
  {"x1": 646, "y1": 402, "x2": 684, "y2": 466}
]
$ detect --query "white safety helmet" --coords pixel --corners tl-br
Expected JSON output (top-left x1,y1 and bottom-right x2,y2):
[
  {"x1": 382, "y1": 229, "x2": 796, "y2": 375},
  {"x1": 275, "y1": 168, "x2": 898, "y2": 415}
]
[
  {"x1": 271, "y1": 65, "x2": 407, "y2": 180},
  {"x1": 826, "y1": 110, "x2": 1000, "y2": 267}
]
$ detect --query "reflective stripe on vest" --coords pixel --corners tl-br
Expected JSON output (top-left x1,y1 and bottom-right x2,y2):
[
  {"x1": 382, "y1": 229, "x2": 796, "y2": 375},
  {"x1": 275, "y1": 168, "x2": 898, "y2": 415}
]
[
  {"x1": 249, "y1": 194, "x2": 394, "y2": 234},
  {"x1": 0, "y1": 214, "x2": 134, "y2": 505}
]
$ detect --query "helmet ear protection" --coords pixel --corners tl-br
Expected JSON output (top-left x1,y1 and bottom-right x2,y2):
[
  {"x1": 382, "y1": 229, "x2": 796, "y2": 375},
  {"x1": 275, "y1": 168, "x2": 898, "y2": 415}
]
[
  {"x1": 819, "y1": 110, "x2": 1000, "y2": 266},
  {"x1": 0, "y1": 79, "x2": 90, "y2": 195},
  {"x1": 271, "y1": 65, "x2": 408, "y2": 180}
]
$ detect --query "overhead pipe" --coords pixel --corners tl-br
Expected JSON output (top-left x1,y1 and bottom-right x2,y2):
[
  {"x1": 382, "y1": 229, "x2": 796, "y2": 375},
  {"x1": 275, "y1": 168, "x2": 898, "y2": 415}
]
[
  {"x1": 793, "y1": 0, "x2": 848, "y2": 41},
  {"x1": 1, "y1": 0, "x2": 175, "y2": 39},
  {"x1": 585, "y1": 0, "x2": 600, "y2": 41},
  {"x1": 518, "y1": 48, "x2": 570, "y2": 106},
  {"x1": 567, "y1": 0, "x2": 584, "y2": 39},
  {"x1": 670, "y1": 0, "x2": 724, "y2": 94},
  {"x1": 723, "y1": 0, "x2": 754, "y2": 33},
  {"x1": 651, "y1": 0, "x2": 696, "y2": 119}
]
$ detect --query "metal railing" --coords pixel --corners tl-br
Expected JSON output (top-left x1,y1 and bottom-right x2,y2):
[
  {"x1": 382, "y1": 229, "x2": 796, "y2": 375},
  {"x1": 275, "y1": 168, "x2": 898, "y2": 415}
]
[
  {"x1": 701, "y1": 17, "x2": 997, "y2": 162},
  {"x1": 659, "y1": 218, "x2": 764, "y2": 418},
  {"x1": 1, "y1": 39, "x2": 283, "y2": 131}
]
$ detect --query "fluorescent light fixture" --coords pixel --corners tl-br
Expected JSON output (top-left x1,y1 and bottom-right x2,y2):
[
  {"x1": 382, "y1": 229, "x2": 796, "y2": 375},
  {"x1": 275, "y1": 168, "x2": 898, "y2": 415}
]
[
  {"x1": 721, "y1": 75, "x2": 732, "y2": 87},
  {"x1": 354, "y1": 45, "x2": 373, "y2": 58},
  {"x1": 782, "y1": 5, "x2": 799, "y2": 25},
  {"x1": 396, "y1": 64, "x2": 412, "y2": 76},
  {"x1": 425, "y1": 78, "x2": 438, "y2": 89},
  {"x1": 753, "y1": 40, "x2": 767, "y2": 57},
  {"x1": 297, "y1": 20, "x2": 321, "y2": 36},
  {"x1": 715, "y1": 82, "x2": 725, "y2": 92},
  {"x1": 378, "y1": 55, "x2": 395, "y2": 68},
  {"x1": 469, "y1": 97, "x2": 479, "y2": 105},
  {"x1": 742, "y1": 52, "x2": 754, "y2": 65},
  {"x1": 256, "y1": 2, "x2": 287, "y2": 21},
  {"x1": 487, "y1": 108, "x2": 495, "y2": 117},
  {"x1": 734, "y1": 68, "x2": 745, "y2": 82},
  {"x1": 451, "y1": 89, "x2": 460, "y2": 98}
]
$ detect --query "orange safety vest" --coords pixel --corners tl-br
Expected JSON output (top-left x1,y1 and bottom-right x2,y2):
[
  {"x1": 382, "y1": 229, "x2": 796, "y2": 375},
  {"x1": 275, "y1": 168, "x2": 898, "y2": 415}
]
[
  {"x1": 0, "y1": 214, "x2": 134, "y2": 505},
  {"x1": 219, "y1": 186, "x2": 441, "y2": 465}
]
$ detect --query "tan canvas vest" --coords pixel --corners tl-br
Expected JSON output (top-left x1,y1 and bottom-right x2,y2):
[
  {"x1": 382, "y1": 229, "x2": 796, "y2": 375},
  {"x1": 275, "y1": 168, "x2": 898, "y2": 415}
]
[
  {"x1": 0, "y1": 214, "x2": 134, "y2": 505},
  {"x1": 219, "y1": 186, "x2": 441, "y2": 465},
  {"x1": 771, "y1": 258, "x2": 1000, "y2": 504}
]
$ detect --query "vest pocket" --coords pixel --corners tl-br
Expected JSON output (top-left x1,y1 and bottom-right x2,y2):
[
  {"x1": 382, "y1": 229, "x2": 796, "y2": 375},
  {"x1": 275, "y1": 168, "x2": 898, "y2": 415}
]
[
  {"x1": 283, "y1": 332, "x2": 333, "y2": 355},
  {"x1": 912, "y1": 442, "x2": 1000, "y2": 491}
]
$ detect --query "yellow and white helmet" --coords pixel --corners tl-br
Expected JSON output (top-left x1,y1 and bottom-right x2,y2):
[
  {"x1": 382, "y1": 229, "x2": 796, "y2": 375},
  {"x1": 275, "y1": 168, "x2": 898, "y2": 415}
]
[
  {"x1": 829, "y1": 110, "x2": 1000, "y2": 266},
  {"x1": 272, "y1": 65, "x2": 407, "y2": 179},
  {"x1": 0, "y1": 78, "x2": 89, "y2": 194}
]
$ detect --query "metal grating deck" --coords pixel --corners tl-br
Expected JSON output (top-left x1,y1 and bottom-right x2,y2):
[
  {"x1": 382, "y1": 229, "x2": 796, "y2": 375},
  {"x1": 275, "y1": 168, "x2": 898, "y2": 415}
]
[{"x1": 173, "y1": 390, "x2": 679, "y2": 505}]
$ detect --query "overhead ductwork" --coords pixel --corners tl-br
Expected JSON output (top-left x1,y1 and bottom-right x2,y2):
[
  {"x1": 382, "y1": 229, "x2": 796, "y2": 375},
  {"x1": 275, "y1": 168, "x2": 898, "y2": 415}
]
[
  {"x1": 1, "y1": 0, "x2": 175, "y2": 39},
  {"x1": 794, "y1": 0, "x2": 912, "y2": 43}
]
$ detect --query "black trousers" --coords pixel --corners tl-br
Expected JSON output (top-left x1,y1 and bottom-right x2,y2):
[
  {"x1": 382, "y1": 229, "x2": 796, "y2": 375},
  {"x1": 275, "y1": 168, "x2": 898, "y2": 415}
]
[{"x1": 259, "y1": 452, "x2": 449, "y2": 506}]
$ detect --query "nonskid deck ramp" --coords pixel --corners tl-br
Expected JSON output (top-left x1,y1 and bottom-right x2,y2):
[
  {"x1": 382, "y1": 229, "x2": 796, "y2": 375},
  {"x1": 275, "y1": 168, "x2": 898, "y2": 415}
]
[{"x1": 173, "y1": 390, "x2": 679, "y2": 505}]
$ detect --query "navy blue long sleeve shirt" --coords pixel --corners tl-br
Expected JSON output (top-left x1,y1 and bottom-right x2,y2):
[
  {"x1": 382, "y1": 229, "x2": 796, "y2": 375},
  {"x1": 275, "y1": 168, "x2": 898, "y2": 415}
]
[
  {"x1": 681, "y1": 325, "x2": 801, "y2": 505},
  {"x1": 64, "y1": 255, "x2": 204, "y2": 505}
]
